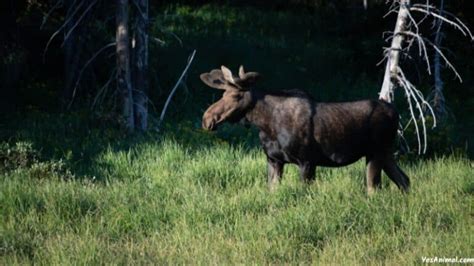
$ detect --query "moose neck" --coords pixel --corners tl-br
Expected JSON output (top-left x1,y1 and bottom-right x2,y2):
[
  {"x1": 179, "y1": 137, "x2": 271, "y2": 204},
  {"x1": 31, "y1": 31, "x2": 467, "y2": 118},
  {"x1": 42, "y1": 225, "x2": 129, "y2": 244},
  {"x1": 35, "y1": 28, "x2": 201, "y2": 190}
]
[{"x1": 244, "y1": 90, "x2": 276, "y2": 133}]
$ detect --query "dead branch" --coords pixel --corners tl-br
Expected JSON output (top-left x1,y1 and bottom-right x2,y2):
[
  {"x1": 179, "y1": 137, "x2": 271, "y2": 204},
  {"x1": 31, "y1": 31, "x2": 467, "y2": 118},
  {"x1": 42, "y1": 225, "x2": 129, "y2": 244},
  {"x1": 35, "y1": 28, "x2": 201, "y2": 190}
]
[
  {"x1": 398, "y1": 31, "x2": 431, "y2": 74},
  {"x1": 160, "y1": 29, "x2": 183, "y2": 47},
  {"x1": 410, "y1": 7, "x2": 474, "y2": 39},
  {"x1": 151, "y1": 37, "x2": 166, "y2": 46},
  {"x1": 425, "y1": 38, "x2": 462, "y2": 82},
  {"x1": 412, "y1": 3, "x2": 474, "y2": 39},
  {"x1": 41, "y1": 0, "x2": 64, "y2": 30},
  {"x1": 61, "y1": 0, "x2": 98, "y2": 47},
  {"x1": 396, "y1": 66, "x2": 436, "y2": 153},
  {"x1": 398, "y1": 31, "x2": 462, "y2": 82},
  {"x1": 68, "y1": 42, "x2": 116, "y2": 109},
  {"x1": 157, "y1": 49, "x2": 196, "y2": 130},
  {"x1": 43, "y1": 0, "x2": 84, "y2": 62},
  {"x1": 91, "y1": 68, "x2": 117, "y2": 110},
  {"x1": 132, "y1": 0, "x2": 148, "y2": 21},
  {"x1": 379, "y1": 0, "x2": 473, "y2": 153}
]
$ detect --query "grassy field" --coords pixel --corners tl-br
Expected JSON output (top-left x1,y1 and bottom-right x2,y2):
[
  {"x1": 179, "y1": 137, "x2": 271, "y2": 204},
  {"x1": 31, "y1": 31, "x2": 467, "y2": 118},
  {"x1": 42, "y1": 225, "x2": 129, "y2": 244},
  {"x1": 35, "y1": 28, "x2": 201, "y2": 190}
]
[
  {"x1": 1, "y1": 117, "x2": 472, "y2": 264},
  {"x1": 1, "y1": 3, "x2": 473, "y2": 264}
]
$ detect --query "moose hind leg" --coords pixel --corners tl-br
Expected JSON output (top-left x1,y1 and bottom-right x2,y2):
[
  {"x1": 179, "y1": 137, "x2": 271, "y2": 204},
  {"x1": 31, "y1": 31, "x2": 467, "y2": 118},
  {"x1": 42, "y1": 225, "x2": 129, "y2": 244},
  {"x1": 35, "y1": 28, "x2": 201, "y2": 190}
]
[
  {"x1": 366, "y1": 157, "x2": 382, "y2": 195},
  {"x1": 267, "y1": 159, "x2": 284, "y2": 190},
  {"x1": 299, "y1": 162, "x2": 316, "y2": 184},
  {"x1": 383, "y1": 157, "x2": 410, "y2": 192}
]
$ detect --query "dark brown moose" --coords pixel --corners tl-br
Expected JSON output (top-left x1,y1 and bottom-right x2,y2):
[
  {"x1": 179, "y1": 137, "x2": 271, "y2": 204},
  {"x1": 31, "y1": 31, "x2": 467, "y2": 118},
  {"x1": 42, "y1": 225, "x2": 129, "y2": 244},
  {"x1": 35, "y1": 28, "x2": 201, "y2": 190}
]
[{"x1": 200, "y1": 65, "x2": 410, "y2": 194}]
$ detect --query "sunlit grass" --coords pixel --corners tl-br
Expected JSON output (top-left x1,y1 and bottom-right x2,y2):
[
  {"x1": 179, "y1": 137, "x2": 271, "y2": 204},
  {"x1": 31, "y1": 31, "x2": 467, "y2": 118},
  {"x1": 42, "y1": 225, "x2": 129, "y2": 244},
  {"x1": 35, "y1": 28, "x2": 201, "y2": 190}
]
[{"x1": 1, "y1": 135, "x2": 472, "y2": 264}]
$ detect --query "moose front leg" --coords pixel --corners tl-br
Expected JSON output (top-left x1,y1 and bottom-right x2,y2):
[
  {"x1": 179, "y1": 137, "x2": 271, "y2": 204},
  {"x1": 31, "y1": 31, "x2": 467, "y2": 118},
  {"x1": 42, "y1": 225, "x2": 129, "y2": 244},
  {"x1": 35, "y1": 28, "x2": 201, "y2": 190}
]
[
  {"x1": 299, "y1": 162, "x2": 316, "y2": 184},
  {"x1": 267, "y1": 159, "x2": 283, "y2": 191}
]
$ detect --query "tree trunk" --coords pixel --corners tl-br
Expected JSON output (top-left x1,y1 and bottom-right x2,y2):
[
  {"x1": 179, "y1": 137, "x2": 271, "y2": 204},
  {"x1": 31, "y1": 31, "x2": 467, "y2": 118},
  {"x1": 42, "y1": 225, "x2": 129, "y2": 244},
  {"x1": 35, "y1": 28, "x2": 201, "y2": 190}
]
[
  {"x1": 379, "y1": 0, "x2": 411, "y2": 102},
  {"x1": 132, "y1": 0, "x2": 149, "y2": 131},
  {"x1": 432, "y1": 0, "x2": 445, "y2": 118},
  {"x1": 116, "y1": 0, "x2": 134, "y2": 132}
]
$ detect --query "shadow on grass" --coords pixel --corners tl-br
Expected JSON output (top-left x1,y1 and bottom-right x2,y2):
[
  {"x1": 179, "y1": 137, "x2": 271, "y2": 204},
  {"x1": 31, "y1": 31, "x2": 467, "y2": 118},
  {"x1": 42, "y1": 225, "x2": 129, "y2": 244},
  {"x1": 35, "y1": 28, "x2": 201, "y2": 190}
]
[{"x1": 0, "y1": 111, "x2": 264, "y2": 182}]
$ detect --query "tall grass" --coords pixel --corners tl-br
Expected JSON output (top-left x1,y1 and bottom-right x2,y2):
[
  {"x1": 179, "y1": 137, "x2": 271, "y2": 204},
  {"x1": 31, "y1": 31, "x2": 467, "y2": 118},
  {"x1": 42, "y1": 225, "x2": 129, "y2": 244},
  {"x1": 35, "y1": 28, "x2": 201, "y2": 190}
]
[
  {"x1": 1, "y1": 124, "x2": 472, "y2": 264},
  {"x1": 1, "y1": 3, "x2": 472, "y2": 264}
]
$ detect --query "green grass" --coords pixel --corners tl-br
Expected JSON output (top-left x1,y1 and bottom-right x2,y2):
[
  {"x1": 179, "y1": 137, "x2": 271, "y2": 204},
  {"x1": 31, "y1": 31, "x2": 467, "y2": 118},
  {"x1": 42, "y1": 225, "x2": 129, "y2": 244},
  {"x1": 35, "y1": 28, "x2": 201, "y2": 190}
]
[
  {"x1": 1, "y1": 3, "x2": 472, "y2": 264},
  {"x1": 1, "y1": 120, "x2": 472, "y2": 264}
]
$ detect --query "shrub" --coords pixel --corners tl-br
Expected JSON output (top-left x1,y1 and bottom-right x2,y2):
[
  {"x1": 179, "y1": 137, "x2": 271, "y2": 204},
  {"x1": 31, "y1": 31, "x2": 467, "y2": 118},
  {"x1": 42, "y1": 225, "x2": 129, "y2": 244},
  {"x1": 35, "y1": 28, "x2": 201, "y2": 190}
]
[{"x1": 0, "y1": 142, "x2": 39, "y2": 172}]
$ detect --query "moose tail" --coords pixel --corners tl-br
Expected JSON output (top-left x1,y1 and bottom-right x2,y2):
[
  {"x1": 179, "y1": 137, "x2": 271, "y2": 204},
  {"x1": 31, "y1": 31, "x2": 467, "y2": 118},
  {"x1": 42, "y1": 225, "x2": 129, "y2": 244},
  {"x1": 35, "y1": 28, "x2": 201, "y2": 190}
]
[{"x1": 383, "y1": 159, "x2": 410, "y2": 192}]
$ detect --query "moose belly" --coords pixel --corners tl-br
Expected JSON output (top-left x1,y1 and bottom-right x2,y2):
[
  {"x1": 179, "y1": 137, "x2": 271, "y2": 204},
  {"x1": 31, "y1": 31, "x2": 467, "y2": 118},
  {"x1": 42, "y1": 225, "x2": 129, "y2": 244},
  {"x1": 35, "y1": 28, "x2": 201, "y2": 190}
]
[
  {"x1": 260, "y1": 128, "x2": 367, "y2": 166},
  {"x1": 261, "y1": 137, "x2": 363, "y2": 166},
  {"x1": 314, "y1": 134, "x2": 369, "y2": 167},
  {"x1": 313, "y1": 151, "x2": 363, "y2": 167}
]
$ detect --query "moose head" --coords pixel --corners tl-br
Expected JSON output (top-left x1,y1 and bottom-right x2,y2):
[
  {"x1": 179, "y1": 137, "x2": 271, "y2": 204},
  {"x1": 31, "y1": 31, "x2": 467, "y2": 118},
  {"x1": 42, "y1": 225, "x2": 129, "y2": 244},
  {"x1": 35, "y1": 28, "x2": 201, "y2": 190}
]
[{"x1": 200, "y1": 65, "x2": 260, "y2": 131}]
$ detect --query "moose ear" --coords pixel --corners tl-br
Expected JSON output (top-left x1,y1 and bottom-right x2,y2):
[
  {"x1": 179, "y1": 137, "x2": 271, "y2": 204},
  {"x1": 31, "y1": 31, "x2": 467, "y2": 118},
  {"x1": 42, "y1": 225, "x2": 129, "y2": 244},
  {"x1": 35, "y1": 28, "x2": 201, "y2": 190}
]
[
  {"x1": 238, "y1": 71, "x2": 261, "y2": 87},
  {"x1": 200, "y1": 70, "x2": 227, "y2": 90},
  {"x1": 221, "y1": 65, "x2": 236, "y2": 84}
]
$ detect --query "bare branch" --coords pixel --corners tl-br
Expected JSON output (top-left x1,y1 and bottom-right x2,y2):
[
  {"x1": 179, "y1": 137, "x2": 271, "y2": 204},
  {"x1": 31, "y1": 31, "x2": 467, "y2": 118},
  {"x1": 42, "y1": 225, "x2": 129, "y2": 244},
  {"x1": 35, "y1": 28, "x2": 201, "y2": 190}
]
[
  {"x1": 160, "y1": 29, "x2": 183, "y2": 47},
  {"x1": 42, "y1": 0, "x2": 84, "y2": 62},
  {"x1": 378, "y1": 0, "x2": 472, "y2": 154},
  {"x1": 61, "y1": 0, "x2": 98, "y2": 47},
  {"x1": 405, "y1": 7, "x2": 419, "y2": 32},
  {"x1": 384, "y1": 7, "x2": 399, "y2": 18},
  {"x1": 413, "y1": 2, "x2": 472, "y2": 32},
  {"x1": 399, "y1": 31, "x2": 431, "y2": 75},
  {"x1": 157, "y1": 50, "x2": 197, "y2": 130},
  {"x1": 151, "y1": 37, "x2": 166, "y2": 46},
  {"x1": 422, "y1": 36, "x2": 463, "y2": 82},
  {"x1": 383, "y1": 0, "x2": 398, "y2": 18},
  {"x1": 398, "y1": 122, "x2": 411, "y2": 154},
  {"x1": 68, "y1": 42, "x2": 116, "y2": 109},
  {"x1": 396, "y1": 66, "x2": 437, "y2": 153},
  {"x1": 41, "y1": 0, "x2": 64, "y2": 30},
  {"x1": 132, "y1": 0, "x2": 148, "y2": 21},
  {"x1": 91, "y1": 68, "x2": 117, "y2": 110},
  {"x1": 410, "y1": 7, "x2": 474, "y2": 40}
]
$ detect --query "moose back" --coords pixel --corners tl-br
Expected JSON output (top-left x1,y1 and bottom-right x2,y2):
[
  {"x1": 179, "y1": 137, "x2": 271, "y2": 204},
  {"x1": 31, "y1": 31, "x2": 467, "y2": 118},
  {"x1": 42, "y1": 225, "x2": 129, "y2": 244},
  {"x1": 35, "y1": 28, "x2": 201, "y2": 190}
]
[{"x1": 200, "y1": 65, "x2": 410, "y2": 194}]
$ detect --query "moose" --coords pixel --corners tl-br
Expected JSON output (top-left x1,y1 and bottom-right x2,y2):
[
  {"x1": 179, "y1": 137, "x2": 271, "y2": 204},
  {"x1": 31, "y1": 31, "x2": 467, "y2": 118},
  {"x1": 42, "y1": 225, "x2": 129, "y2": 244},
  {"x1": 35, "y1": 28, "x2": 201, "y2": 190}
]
[{"x1": 200, "y1": 65, "x2": 410, "y2": 194}]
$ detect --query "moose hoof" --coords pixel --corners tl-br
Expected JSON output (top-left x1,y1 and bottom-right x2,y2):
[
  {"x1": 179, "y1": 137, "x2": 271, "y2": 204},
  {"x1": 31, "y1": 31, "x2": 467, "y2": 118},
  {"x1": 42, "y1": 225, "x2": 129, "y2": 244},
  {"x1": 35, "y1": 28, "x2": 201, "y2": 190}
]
[{"x1": 367, "y1": 187, "x2": 377, "y2": 196}]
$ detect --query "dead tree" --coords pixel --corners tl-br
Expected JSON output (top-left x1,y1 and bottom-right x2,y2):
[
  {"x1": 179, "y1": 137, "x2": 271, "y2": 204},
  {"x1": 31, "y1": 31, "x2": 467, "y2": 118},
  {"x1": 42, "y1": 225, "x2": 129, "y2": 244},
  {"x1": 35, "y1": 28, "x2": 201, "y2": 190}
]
[
  {"x1": 132, "y1": 0, "x2": 149, "y2": 131},
  {"x1": 41, "y1": 0, "x2": 194, "y2": 133},
  {"x1": 379, "y1": 0, "x2": 410, "y2": 103},
  {"x1": 42, "y1": 0, "x2": 152, "y2": 132},
  {"x1": 379, "y1": 0, "x2": 473, "y2": 153},
  {"x1": 117, "y1": 0, "x2": 135, "y2": 132},
  {"x1": 430, "y1": 0, "x2": 446, "y2": 119}
]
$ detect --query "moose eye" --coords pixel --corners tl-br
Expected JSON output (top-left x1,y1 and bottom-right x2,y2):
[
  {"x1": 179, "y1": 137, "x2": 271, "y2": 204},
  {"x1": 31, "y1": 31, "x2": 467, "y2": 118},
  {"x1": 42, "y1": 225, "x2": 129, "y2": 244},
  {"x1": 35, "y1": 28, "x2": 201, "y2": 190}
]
[{"x1": 232, "y1": 94, "x2": 242, "y2": 100}]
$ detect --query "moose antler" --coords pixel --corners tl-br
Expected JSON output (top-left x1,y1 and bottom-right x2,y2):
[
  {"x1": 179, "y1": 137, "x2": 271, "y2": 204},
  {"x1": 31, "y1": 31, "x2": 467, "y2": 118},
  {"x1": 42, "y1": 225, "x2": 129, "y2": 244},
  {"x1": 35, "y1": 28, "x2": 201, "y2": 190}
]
[
  {"x1": 239, "y1": 65, "x2": 245, "y2": 79},
  {"x1": 222, "y1": 65, "x2": 261, "y2": 88}
]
